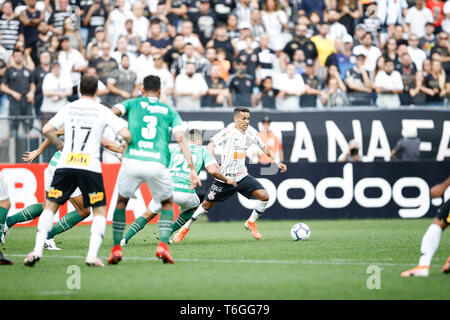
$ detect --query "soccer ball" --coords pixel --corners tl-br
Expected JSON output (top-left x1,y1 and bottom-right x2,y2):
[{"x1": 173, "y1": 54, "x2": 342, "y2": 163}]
[{"x1": 290, "y1": 223, "x2": 311, "y2": 241}]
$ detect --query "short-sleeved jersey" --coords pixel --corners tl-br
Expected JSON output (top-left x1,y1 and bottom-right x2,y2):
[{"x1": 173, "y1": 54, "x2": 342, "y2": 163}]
[
  {"x1": 211, "y1": 123, "x2": 266, "y2": 182},
  {"x1": 49, "y1": 98, "x2": 125, "y2": 173},
  {"x1": 115, "y1": 96, "x2": 184, "y2": 167},
  {"x1": 169, "y1": 144, "x2": 217, "y2": 193}
]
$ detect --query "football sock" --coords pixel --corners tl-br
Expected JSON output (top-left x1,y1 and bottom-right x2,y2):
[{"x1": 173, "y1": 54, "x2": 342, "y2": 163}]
[
  {"x1": 6, "y1": 203, "x2": 43, "y2": 228},
  {"x1": 123, "y1": 216, "x2": 147, "y2": 243},
  {"x1": 158, "y1": 209, "x2": 173, "y2": 244},
  {"x1": 248, "y1": 200, "x2": 268, "y2": 223},
  {"x1": 47, "y1": 210, "x2": 84, "y2": 239},
  {"x1": 185, "y1": 206, "x2": 208, "y2": 230},
  {"x1": 171, "y1": 209, "x2": 194, "y2": 235},
  {"x1": 0, "y1": 207, "x2": 8, "y2": 233},
  {"x1": 112, "y1": 208, "x2": 126, "y2": 246},
  {"x1": 86, "y1": 215, "x2": 106, "y2": 261},
  {"x1": 418, "y1": 223, "x2": 442, "y2": 267},
  {"x1": 32, "y1": 209, "x2": 54, "y2": 257}
]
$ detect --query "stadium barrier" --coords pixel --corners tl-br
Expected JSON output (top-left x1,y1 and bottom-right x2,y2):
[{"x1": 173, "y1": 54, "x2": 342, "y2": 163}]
[{"x1": 1, "y1": 161, "x2": 449, "y2": 225}]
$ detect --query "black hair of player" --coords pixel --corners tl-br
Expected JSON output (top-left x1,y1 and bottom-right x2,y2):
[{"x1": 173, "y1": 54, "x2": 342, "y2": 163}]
[
  {"x1": 80, "y1": 75, "x2": 98, "y2": 96},
  {"x1": 143, "y1": 75, "x2": 161, "y2": 92},
  {"x1": 234, "y1": 107, "x2": 250, "y2": 116}
]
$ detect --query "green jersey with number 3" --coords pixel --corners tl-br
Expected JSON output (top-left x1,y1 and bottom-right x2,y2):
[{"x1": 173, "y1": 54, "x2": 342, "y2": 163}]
[
  {"x1": 117, "y1": 96, "x2": 184, "y2": 166},
  {"x1": 169, "y1": 144, "x2": 216, "y2": 193}
]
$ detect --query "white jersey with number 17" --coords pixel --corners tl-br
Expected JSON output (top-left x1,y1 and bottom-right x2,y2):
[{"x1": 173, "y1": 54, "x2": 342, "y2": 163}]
[
  {"x1": 48, "y1": 98, "x2": 126, "y2": 173},
  {"x1": 211, "y1": 123, "x2": 266, "y2": 182}
]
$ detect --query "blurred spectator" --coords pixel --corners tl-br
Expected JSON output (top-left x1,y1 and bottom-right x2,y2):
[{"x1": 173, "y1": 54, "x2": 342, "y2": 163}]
[
  {"x1": 86, "y1": 26, "x2": 106, "y2": 61},
  {"x1": 201, "y1": 47, "x2": 217, "y2": 77},
  {"x1": 174, "y1": 61, "x2": 208, "y2": 109},
  {"x1": 144, "y1": 52, "x2": 174, "y2": 104},
  {"x1": 336, "y1": 34, "x2": 355, "y2": 79},
  {"x1": 374, "y1": 58, "x2": 403, "y2": 108},
  {"x1": 405, "y1": 0, "x2": 433, "y2": 38},
  {"x1": 311, "y1": 23, "x2": 335, "y2": 67},
  {"x1": 0, "y1": 1, "x2": 24, "y2": 59},
  {"x1": 337, "y1": 0, "x2": 362, "y2": 36},
  {"x1": 58, "y1": 35, "x2": 87, "y2": 102},
  {"x1": 338, "y1": 139, "x2": 361, "y2": 162},
  {"x1": 111, "y1": 36, "x2": 137, "y2": 72},
  {"x1": 202, "y1": 63, "x2": 228, "y2": 107},
  {"x1": 292, "y1": 48, "x2": 306, "y2": 75},
  {"x1": 34, "y1": 21, "x2": 50, "y2": 63},
  {"x1": 171, "y1": 42, "x2": 204, "y2": 76},
  {"x1": 422, "y1": 59, "x2": 447, "y2": 105},
  {"x1": 12, "y1": 37, "x2": 35, "y2": 71},
  {"x1": 353, "y1": 23, "x2": 367, "y2": 45},
  {"x1": 41, "y1": 61, "x2": 72, "y2": 118},
  {"x1": 352, "y1": 32, "x2": 381, "y2": 73},
  {"x1": 48, "y1": 0, "x2": 77, "y2": 37},
  {"x1": 47, "y1": 35, "x2": 60, "y2": 64},
  {"x1": 256, "y1": 33, "x2": 277, "y2": 82},
  {"x1": 361, "y1": 2, "x2": 381, "y2": 46},
  {"x1": 32, "y1": 50, "x2": 51, "y2": 116},
  {"x1": 419, "y1": 21, "x2": 437, "y2": 56},
  {"x1": 391, "y1": 128, "x2": 420, "y2": 161},
  {"x1": 82, "y1": 66, "x2": 109, "y2": 102},
  {"x1": 276, "y1": 63, "x2": 305, "y2": 110},
  {"x1": 261, "y1": 0, "x2": 288, "y2": 51},
  {"x1": 237, "y1": 35, "x2": 259, "y2": 80},
  {"x1": 83, "y1": 0, "x2": 108, "y2": 43},
  {"x1": 426, "y1": 0, "x2": 445, "y2": 29},
  {"x1": 226, "y1": 57, "x2": 255, "y2": 107},
  {"x1": 344, "y1": 53, "x2": 372, "y2": 106},
  {"x1": 120, "y1": 18, "x2": 141, "y2": 56},
  {"x1": 258, "y1": 115, "x2": 284, "y2": 163},
  {"x1": 383, "y1": 37, "x2": 400, "y2": 69},
  {"x1": 321, "y1": 76, "x2": 348, "y2": 107},
  {"x1": 90, "y1": 41, "x2": 118, "y2": 83},
  {"x1": 377, "y1": 0, "x2": 407, "y2": 29},
  {"x1": 166, "y1": 0, "x2": 188, "y2": 29},
  {"x1": 234, "y1": 22, "x2": 258, "y2": 52},
  {"x1": 135, "y1": 40, "x2": 155, "y2": 83},
  {"x1": 430, "y1": 31, "x2": 450, "y2": 77},
  {"x1": 394, "y1": 24, "x2": 408, "y2": 46},
  {"x1": 191, "y1": 0, "x2": 216, "y2": 46},
  {"x1": 307, "y1": 11, "x2": 321, "y2": 37},
  {"x1": 181, "y1": 20, "x2": 204, "y2": 54},
  {"x1": 164, "y1": 34, "x2": 185, "y2": 72},
  {"x1": 283, "y1": 23, "x2": 318, "y2": 64},
  {"x1": 443, "y1": 1, "x2": 450, "y2": 33},
  {"x1": 105, "y1": 0, "x2": 132, "y2": 48},
  {"x1": 255, "y1": 75, "x2": 278, "y2": 109},
  {"x1": 297, "y1": 0, "x2": 327, "y2": 20},
  {"x1": 327, "y1": 8, "x2": 348, "y2": 41},
  {"x1": 300, "y1": 58, "x2": 321, "y2": 107},
  {"x1": 19, "y1": 0, "x2": 43, "y2": 58},
  {"x1": 234, "y1": 0, "x2": 255, "y2": 26},
  {"x1": 408, "y1": 71, "x2": 428, "y2": 105},
  {"x1": 212, "y1": 0, "x2": 236, "y2": 24},
  {"x1": 106, "y1": 54, "x2": 139, "y2": 105},
  {"x1": 63, "y1": 16, "x2": 84, "y2": 55},
  {"x1": 216, "y1": 47, "x2": 231, "y2": 81},
  {"x1": 130, "y1": 1, "x2": 149, "y2": 41},
  {"x1": 206, "y1": 24, "x2": 234, "y2": 63},
  {"x1": 250, "y1": 8, "x2": 265, "y2": 41},
  {"x1": 226, "y1": 14, "x2": 240, "y2": 40},
  {"x1": 372, "y1": 55, "x2": 385, "y2": 81},
  {"x1": 1, "y1": 49, "x2": 35, "y2": 135},
  {"x1": 422, "y1": 57, "x2": 432, "y2": 75},
  {"x1": 407, "y1": 34, "x2": 427, "y2": 71},
  {"x1": 398, "y1": 52, "x2": 419, "y2": 105}
]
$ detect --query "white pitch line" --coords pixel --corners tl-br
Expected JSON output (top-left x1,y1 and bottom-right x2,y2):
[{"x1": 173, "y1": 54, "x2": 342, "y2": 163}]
[{"x1": 5, "y1": 253, "x2": 440, "y2": 268}]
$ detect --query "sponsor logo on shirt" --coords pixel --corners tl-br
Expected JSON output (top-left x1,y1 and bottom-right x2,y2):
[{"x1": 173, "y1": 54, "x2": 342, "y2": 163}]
[{"x1": 66, "y1": 153, "x2": 90, "y2": 166}]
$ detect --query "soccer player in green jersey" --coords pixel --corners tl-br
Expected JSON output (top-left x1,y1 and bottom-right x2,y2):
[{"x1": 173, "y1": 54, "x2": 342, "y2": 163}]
[
  {"x1": 120, "y1": 129, "x2": 236, "y2": 246},
  {"x1": 1, "y1": 128, "x2": 125, "y2": 249},
  {"x1": 108, "y1": 75, "x2": 201, "y2": 265}
]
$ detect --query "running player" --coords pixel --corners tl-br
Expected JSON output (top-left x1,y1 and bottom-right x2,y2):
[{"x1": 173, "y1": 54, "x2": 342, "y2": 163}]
[
  {"x1": 1, "y1": 129, "x2": 125, "y2": 250},
  {"x1": 24, "y1": 75, "x2": 131, "y2": 267},
  {"x1": 174, "y1": 107, "x2": 287, "y2": 243},
  {"x1": 0, "y1": 170, "x2": 13, "y2": 265},
  {"x1": 120, "y1": 129, "x2": 237, "y2": 246},
  {"x1": 401, "y1": 176, "x2": 450, "y2": 277},
  {"x1": 107, "y1": 75, "x2": 200, "y2": 265}
]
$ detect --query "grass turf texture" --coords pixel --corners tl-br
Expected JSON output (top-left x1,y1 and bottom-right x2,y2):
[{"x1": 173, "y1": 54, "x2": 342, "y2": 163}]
[{"x1": 0, "y1": 218, "x2": 449, "y2": 300}]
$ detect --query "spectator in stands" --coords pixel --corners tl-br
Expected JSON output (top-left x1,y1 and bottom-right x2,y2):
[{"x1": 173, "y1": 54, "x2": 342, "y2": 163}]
[
  {"x1": 111, "y1": 36, "x2": 137, "y2": 72},
  {"x1": 135, "y1": 40, "x2": 155, "y2": 83},
  {"x1": 255, "y1": 33, "x2": 277, "y2": 82},
  {"x1": 398, "y1": 52, "x2": 419, "y2": 105},
  {"x1": 0, "y1": 1, "x2": 24, "y2": 60},
  {"x1": 202, "y1": 63, "x2": 228, "y2": 107},
  {"x1": 86, "y1": 26, "x2": 106, "y2": 61},
  {"x1": 171, "y1": 42, "x2": 204, "y2": 76},
  {"x1": 407, "y1": 34, "x2": 427, "y2": 71},
  {"x1": 311, "y1": 23, "x2": 335, "y2": 67},
  {"x1": 216, "y1": 47, "x2": 231, "y2": 81},
  {"x1": 47, "y1": 35, "x2": 60, "y2": 64},
  {"x1": 276, "y1": 63, "x2": 305, "y2": 111},
  {"x1": 361, "y1": 2, "x2": 381, "y2": 46},
  {"x1": 394, "y1": 24, "x2": 408, "y2": 46},
  {"x1": 1, "y1": 49, "x2": 35, "y2": 136},
  {"x1": 19, "y1": 0, "x2": 43, "y2": 61},
  {"x1": 283, "y1": 23, "x2": 318, "y2": 65},
  {"x1": 130, "y1": 1, "x2": 149, "y2": 41},
  {"x1": 58, "y1": 35, "x2": 87, "y2": 102},
  {"x1": 212, "y1": 0, "x2": 236, "y2": 24},
  {"x1": 419, "y1": 21, "x2": 437, "y2": 56},
  {"x1": 234, "y1": 21, "x2": 259, "y2": 52},
  {"x1": 105, "y1": 0, "x2": 132, "y2": 49},
  {"x1": 443, "y1": 1, "x2": 450, "y2": 33},
  {"x1": 372, "y1": 55, "x2": 385, "y2": 81},
  {"x1": 352, "y1": 32, "x2": 381, "y2": 73},
  {"x1": 166, "y1": 0, "x2": 188, "y2": 29},
  {"x1": 292, "y1": 48, "x2": 306, "y2": 75},
  {"x1": 250, "y1": 8, "x2": 265, "y2": 41},
  {"x1": 337, "y1": 0, "x2": 361, "y2": 36},
  {"x1": 83, "y1": 66, "x2": 109, "y2": 102},
  {"x1": 226, "y1": 13, "x2": 240, "y2": 40},
  {"x1": 226, "y1": 56, "x2": 255, "y2": 107},
  {"x1": 258, "y1": 115, "x2": 284, "y2": 164},
  {"x1": 377, "y1": 0, "x2": 407, "y2": 32},
  {"x1": 207, "y1": 24, "x2": 234, "y2": 64},
  {"x1": 426, "y1": 0, "x2": 445, "y2": 29},
  {"x1": 301, "y1": 58, "x2": 321, "y2": 107},
  {"x1": 405, "y1": 0, "x2": 433, "y2": 38},
  {"x1": 62, "y1": 16, "x2": 83, "y2": 56},
  {"x1": 255, "y1": 75, "x2": 278, "y2": 109},
  {"x1": 391, "y1": 128, "x2": 420, "y2": 161},
  {"x1": 237, "y1": 35, "x2": 259, "y2": 81},
  {"x1": 374, "y1": 58, "x2": 404, "y2": 108},
  {"x1": 234, "y1": 0, "x2": 255, "y2": 26},
  {"x1": 431, "y1": 31, "x2": 450, "y2": 77},
  {"x1": 336, "y1": 34, "x2": 355, "y2": 79},
  {"x1": 422, "y1": 59, "x2": 447, "y2": 106},
  {"x1": 32, "y1": 50, "x2": 51, "y2": 116},
  {"x1": 148, "y1": 19, "x2": 171, "y2": 55},
  {"x1": 12, "y1": 37, "x2": 35, "y2": 71},
  {"x1": 338, "y1": 139, "x2": 361, "y2": 162},
  {"x1": 120, "y1": 18, "x2": 141, "y2": 57},
  {"x1": 327, "y1": 8, "x2": 349, "y2": 42},
  {"x1": 90, "y1": 41, "x2": 118, "y2": 84},
  {"x1": 34, "y1": 21, "x2": 50, "y2": 63},
  {"x1": 41, "y1": 61, "x2": 72, "y2": 119},
  {"x1": 408, "y1": 71, "x2": 427, "y2": 105},
  {"x1": 83, "y1": 0, "x2": 108, "y2": 43},
  {"x1": 345, "y1": 53, "x2": 373, "y2": 106},
  {"x1": 181, "y1": 19, "x2": 204, "y2": 54},
  {"x1": 353, "y1": 23, "x2": 367, "y2": 46},
  {"x1": 201, "y1": 47, "x2": 217, "y2": 77},
  {"x1": 174, "y1": 61, "x2": 208, "y2": 109},
  {"x1": 191, "y1": 0, "x2": 216, "y2": 46},
  {"x1": 297, "y1": 0, "x2": 327, "y2": 20},
  {"x1": 144, "y1": 52, "x2": 174, "y2": 104},
  {"x1": 261, "y1": 0, "x2": 288, "y2": 51},
  {"x1": 321, "y1": 76, "x2": 349, "y2": 107},
  {"x1": 48, "y1": 0, "x2": 77, "y2": 37},
  {"x1": 106, "y1": 54, "x2": 139, "y2": 105},
  {"x1": 383, "y1": 37, "x2": 400, "y2": 69}
]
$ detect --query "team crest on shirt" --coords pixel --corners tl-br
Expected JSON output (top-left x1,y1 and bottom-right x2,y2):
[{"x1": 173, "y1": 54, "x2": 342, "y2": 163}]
[{"x1": 207, "y1": 190, "x2": 216, "y2": 200}]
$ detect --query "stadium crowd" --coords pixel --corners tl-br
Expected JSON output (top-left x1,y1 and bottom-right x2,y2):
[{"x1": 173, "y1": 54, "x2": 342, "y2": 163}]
[{"x1": 0, "y1": 0, "x2": 449, "y2": 129}]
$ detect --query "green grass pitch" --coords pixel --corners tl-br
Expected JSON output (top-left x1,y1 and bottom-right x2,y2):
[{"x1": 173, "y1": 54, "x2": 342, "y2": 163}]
[{"x1": 0, "y1": 218, "x2": 449, "y2": 300}]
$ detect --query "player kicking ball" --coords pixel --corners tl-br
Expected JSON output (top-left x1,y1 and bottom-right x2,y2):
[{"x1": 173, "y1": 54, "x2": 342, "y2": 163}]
[
  {"x1": 119, "y1": 129, "x2": 237, "y2": 246},
  {"x1": 107, "y1": 75, "x2": 201, "y2": 265},
  {"x1": 1, "y1": 130, "x2": 124, "y2": 250},
  {"x1": 23, "y1": 75, "x2": 131, "y2": 267},
  {"x1": 174, "y1": 107, "x2": 287, "y2": 243},
  {"x1": 401, "y1": 176, "x2": 450, "y2": 277}
]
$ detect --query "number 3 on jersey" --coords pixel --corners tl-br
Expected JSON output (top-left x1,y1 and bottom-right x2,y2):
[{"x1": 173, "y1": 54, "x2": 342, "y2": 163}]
[{"x1": 141, "y1": 115, "x2": 158, "y2": 140}]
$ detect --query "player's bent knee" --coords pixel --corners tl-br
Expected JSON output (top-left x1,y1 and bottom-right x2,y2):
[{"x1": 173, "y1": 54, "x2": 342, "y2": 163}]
[
  {"x1": 255, "y1": 189, "x2": 269, "y2": 202},
  {"x1": 433, "y1": 218, "x2": 448, "y2": 230},
  {"x1": 202, "y1": 201, "x2": 214, "y2": 211}
]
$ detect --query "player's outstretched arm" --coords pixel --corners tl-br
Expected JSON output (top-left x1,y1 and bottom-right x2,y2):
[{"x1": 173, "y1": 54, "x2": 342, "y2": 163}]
[
  {"x1": 175, "y1": 130, "x2": 201, "y2": 189},
  {"x1": 42, "y1": 122, "x2": 64, "y2": 151},
  {"x1": 23, "y1": 127, "x2": 65, "y2": 162},
  {"x1": 206, "y1": 164, "x2": 237, "y2": 187},
  {"x1": 430, "y1": 176, "x2": 450, "y2": 198},
  {"x1": 262, "y1": 145, "x2": 287, "y2": 173}
]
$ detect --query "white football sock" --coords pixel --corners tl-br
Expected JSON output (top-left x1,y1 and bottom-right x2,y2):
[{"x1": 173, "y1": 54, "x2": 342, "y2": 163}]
[
  {"x1": 86, "y1": 215, "x2": 106, "y2": 261},
  {"x1": 418, "y1": 223, "x2": 442, "y2": 267},
  {"x1": 185, "y1": 206, "x2": 208, "y2": 229},
  {"x1": 33, "y1": 209, "x2": 55, "y2": 257},
  {"x1": 248, "y1": 200, "x2": 268, "y2": 223}
]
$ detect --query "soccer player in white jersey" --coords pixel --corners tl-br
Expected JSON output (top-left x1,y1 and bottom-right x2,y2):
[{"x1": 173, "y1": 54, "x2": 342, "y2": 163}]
[
  {"x1": 0, "y1": 170, "x2": 13, "y2": 265},
  {"x1": 174, "y1": 107, "x2": 287, "y2": 243},
  {"x1": 24, "y1": 75, "x2": 131, "y2": 267}
]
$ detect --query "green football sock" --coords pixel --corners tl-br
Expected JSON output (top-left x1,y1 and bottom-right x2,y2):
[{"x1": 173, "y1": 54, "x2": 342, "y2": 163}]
[
  {"x1": 113, "y1": 208, "x2": 126, "y2": 246},
  {"x1": 0, "y1": 207, "x2": 9, "y2": 233},
  {"x1": 122, "y1": 216, "x2": 148, "y2": 244},
  {"x1": 159, "y1": 209, "x2": 173, "y2": 245},
  {"x1": 6, "y1": 203, "x2": 43, "y2": 228},
  {"x1": 47, "y1": 210, "x2": 84, "y2": 239},
  {"x1": 171, "y1": 209, "x2": 194, "y2": 235}
]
